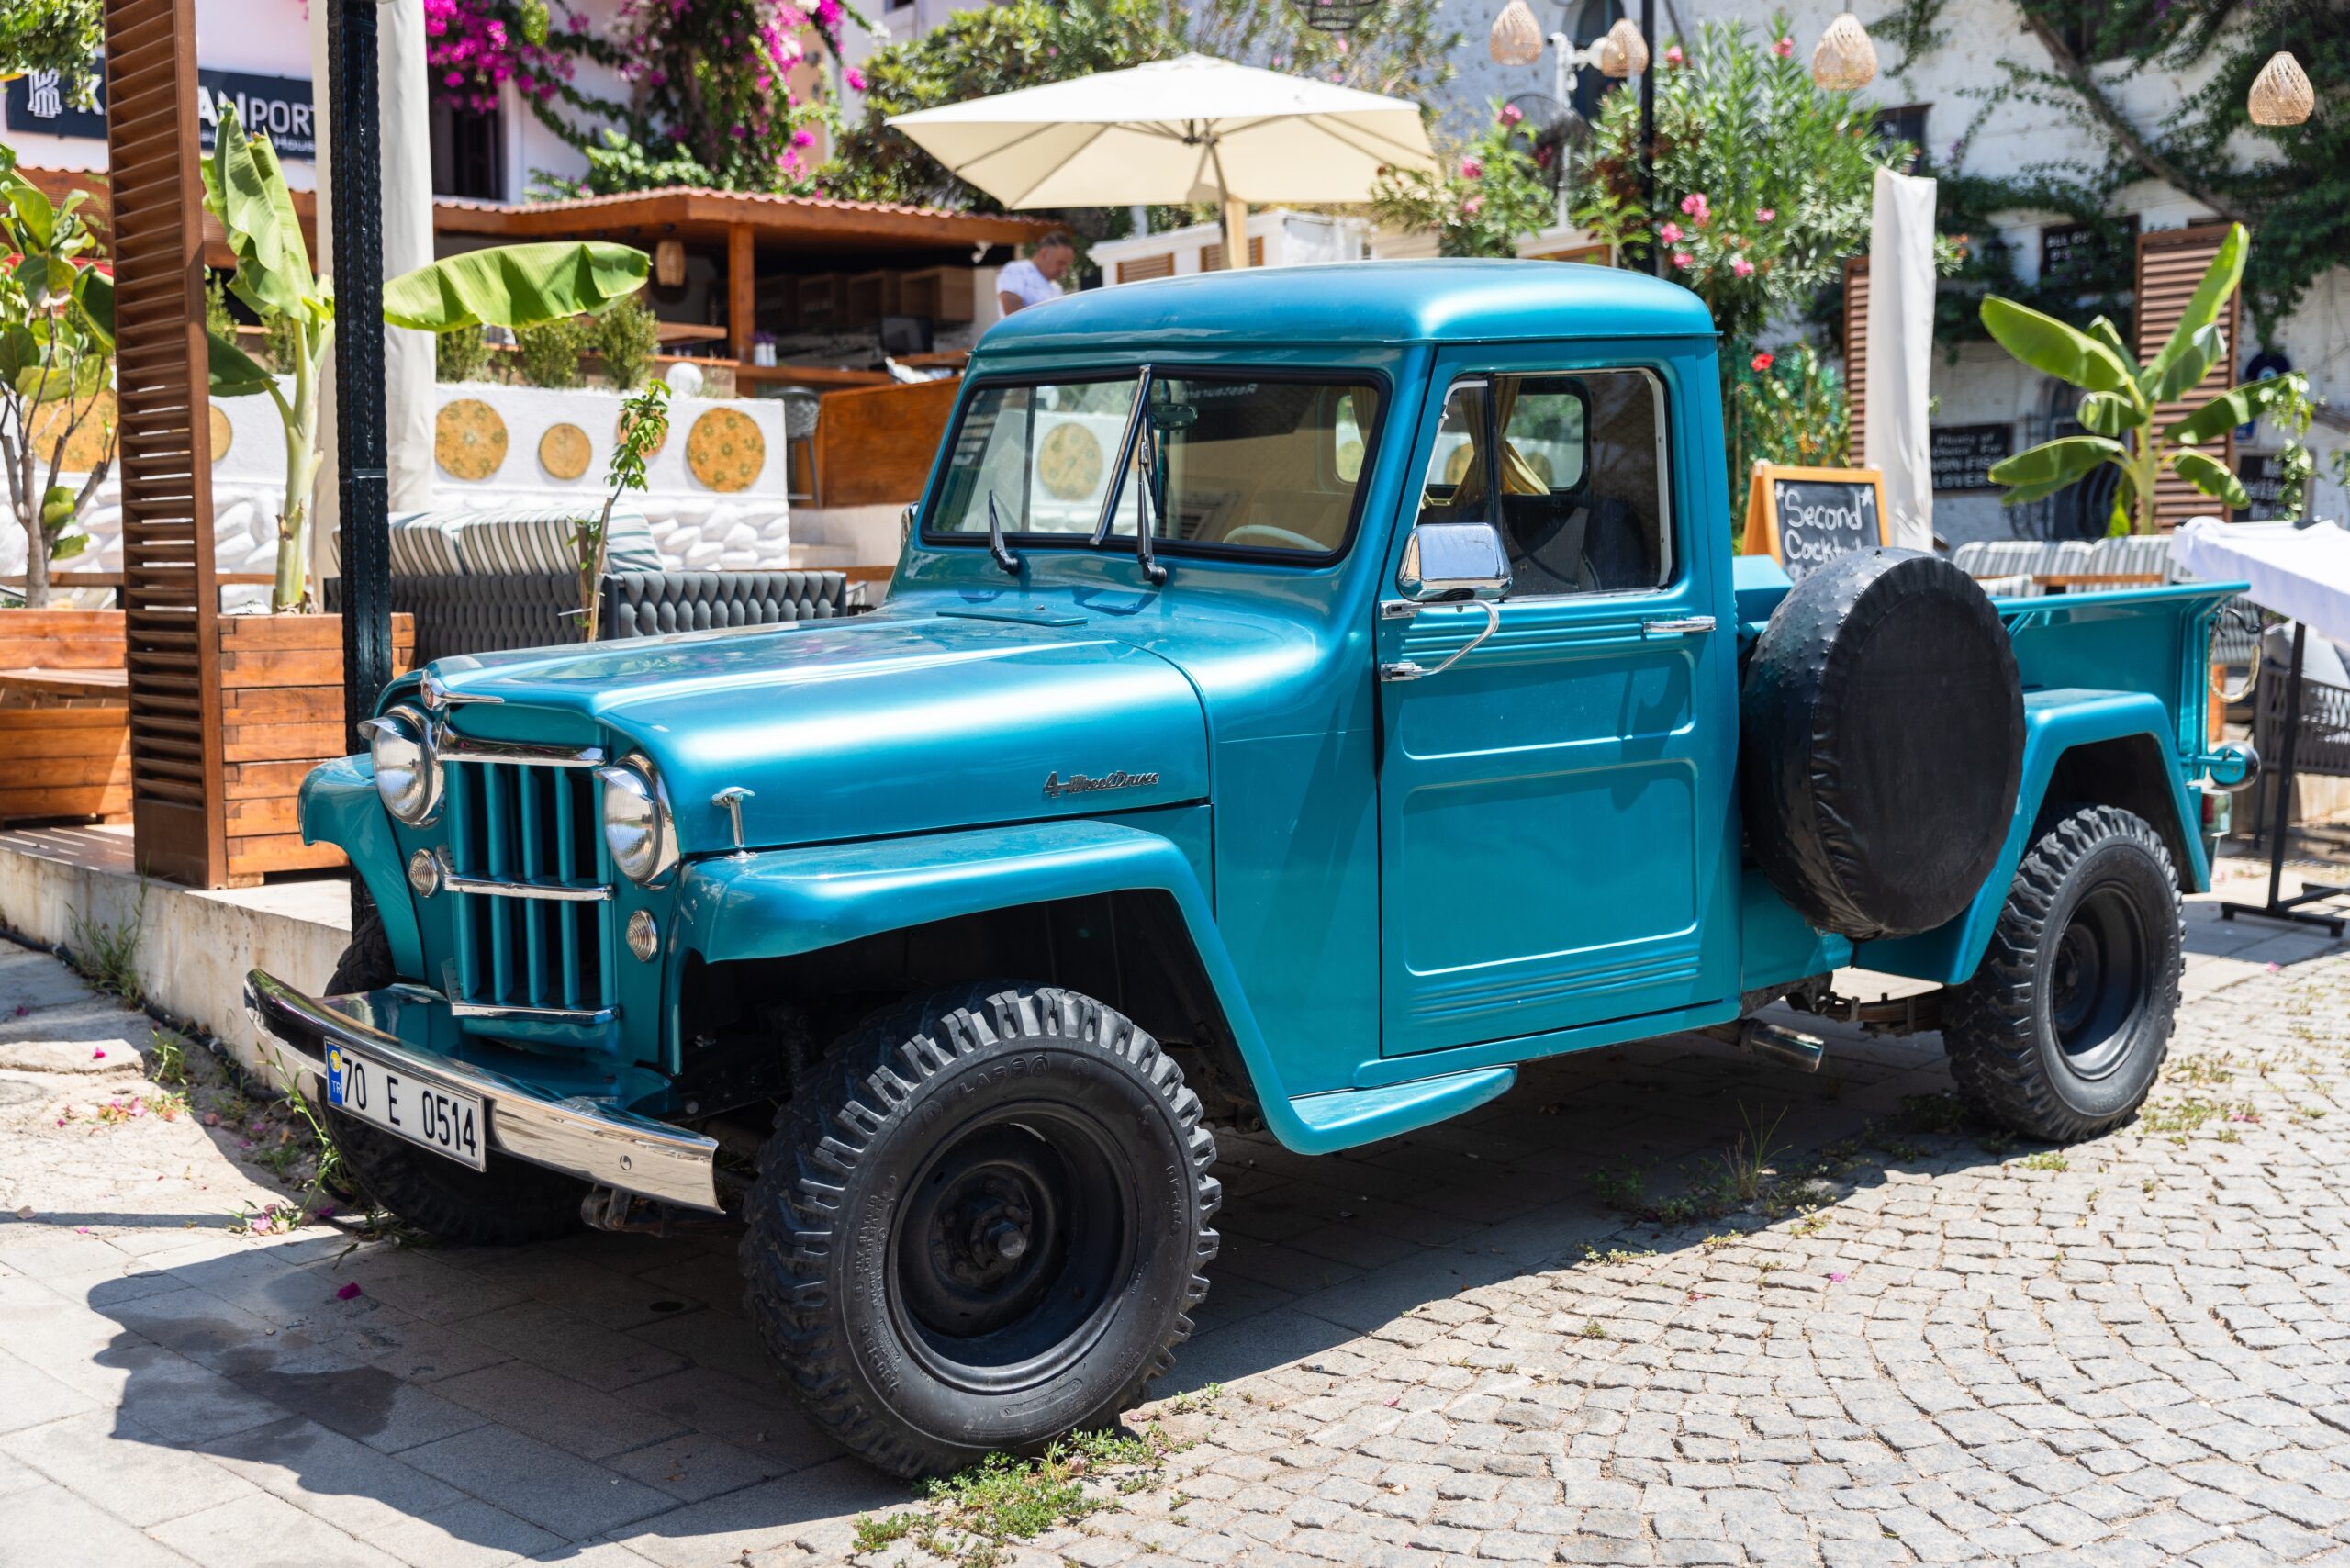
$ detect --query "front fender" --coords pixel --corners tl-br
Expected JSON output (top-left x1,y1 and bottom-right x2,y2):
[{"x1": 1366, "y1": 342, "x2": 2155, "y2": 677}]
[
  {"x1": 1856, "y1": 689, "x2": 2203, "y2": 985},
  {"x1": 297, "y1": 756, "x2": 426, "y2": 980},
  {"x1": 669, "y1": 815, "x2": 1414, "y2": 1155}
]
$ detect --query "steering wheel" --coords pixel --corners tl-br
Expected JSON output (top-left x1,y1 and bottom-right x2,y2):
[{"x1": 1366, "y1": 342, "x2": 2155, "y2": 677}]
[{"x1": 1221, "y1": 523, "x2": 1326, "y2": 553}]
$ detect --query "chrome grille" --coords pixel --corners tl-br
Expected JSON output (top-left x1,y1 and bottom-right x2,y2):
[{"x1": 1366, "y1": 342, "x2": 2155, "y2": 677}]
[{"x1": 444, "y1": 759, "x2": 614, "y2": 1015}]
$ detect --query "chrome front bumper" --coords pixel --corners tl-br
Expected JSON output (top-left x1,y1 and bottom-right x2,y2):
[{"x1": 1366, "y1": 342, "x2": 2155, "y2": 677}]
[{"x1": 244, "y1": 969, "x2": 722, "y2": 1212}]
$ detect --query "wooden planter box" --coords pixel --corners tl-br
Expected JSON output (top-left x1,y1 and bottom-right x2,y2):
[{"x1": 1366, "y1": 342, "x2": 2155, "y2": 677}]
[
  {"x1": 0, "y1": 609, "x2": 131, "y2": 828},
  {"x1": 217, "y1": 612, "x2": 415, "y2": 883}
]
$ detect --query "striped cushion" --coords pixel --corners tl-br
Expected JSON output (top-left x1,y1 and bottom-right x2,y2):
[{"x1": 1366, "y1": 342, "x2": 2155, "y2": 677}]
[
  {"x1": 386, "y1": 512, "x2": 464, "y2": 576},
  {"x1": 445, "y1": 505, "x2": 662, "y2": 577}
]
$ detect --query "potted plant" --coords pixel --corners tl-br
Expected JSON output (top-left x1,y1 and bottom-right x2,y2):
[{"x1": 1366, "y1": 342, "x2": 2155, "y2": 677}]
[{"x1": 184, "y1": 104, "x2": 650, "y2": 880}]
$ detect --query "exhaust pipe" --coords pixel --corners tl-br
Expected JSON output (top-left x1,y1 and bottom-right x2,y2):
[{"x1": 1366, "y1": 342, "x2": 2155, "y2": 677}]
[{"x1": 1740, "y1": 1019, "x2": 1826, "y2": 1073}]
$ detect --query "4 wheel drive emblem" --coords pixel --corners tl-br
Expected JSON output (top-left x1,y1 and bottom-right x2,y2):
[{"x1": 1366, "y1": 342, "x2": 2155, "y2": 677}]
[{"x1": 1043, "y1": 769, "x2": 1159, "y2": 799}]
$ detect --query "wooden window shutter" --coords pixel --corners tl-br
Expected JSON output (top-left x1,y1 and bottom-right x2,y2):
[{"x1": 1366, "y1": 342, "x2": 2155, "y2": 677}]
[
  {"x1": 1842, "y1": 257, "x2": 1871, "y2": 466},
  {"x1": 103, "y1": 0, "x2": 229, "y2": 888},
  {"x1": 1116, "y1": 254, "x2": 1175, "y2": 284},
  {"x1": 2134, "y1": 223, "x2": 2241, "y2": 531},
  {"x1": 1198, "y1": 237, "x2": 1265, "y2": 272}
]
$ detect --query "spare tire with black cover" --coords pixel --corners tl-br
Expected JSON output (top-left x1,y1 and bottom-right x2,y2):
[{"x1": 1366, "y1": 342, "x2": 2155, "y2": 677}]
[{"x1": 1740, "y1": 548, "x2": 2023, "y2": 941}]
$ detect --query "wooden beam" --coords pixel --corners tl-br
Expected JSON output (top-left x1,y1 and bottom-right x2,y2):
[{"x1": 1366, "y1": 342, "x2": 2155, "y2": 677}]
[
  {"x1": 103, "y1": 0, "x2": 229, "y2": 889},
  {"x1": 728, "y1": 223, "x2": 757, "y2": 364}
]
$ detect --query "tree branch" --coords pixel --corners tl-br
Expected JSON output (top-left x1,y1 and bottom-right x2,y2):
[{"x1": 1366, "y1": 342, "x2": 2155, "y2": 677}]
[{"x1": 2021, "y1": 12, "x2": 2250, "y2": 225}]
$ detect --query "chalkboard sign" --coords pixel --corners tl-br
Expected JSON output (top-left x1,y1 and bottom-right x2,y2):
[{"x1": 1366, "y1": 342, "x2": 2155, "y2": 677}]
[
  {"x1": 2039, "y1": 215, "x2": 2137, "y2": 285},
  {"x1": 1930, "y1": 423, "x2": 2013, "y2": 492},
  {"x1": 2233, "y1": 451, "x2": 2289, "y2": 521},
  {"x1": 1740, "y1": 464, "x2": 1888, "y2": 584}
]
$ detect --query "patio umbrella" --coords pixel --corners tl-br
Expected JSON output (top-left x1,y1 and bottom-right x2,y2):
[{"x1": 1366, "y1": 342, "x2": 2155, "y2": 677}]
[{"x1": 888, "y1": 53, "x2": 1438, "y2": 270}]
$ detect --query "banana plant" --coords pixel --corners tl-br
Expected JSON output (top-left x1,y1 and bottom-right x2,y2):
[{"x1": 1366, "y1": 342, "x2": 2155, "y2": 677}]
[
  {"x1": 1979, "y1": 223, "x2": 2288, "y2": 536},
  {"x1": 202, "y1": 104, "x2": 650, "y2": 612},
  {"x1": 0, "y1": 144, "x2": 118, "y2": 608}
]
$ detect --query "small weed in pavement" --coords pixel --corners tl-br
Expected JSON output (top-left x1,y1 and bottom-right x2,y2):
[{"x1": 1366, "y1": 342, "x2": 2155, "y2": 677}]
[{"x1": 852, "y1": 1426, "x2": 1181, "y2": 1565}]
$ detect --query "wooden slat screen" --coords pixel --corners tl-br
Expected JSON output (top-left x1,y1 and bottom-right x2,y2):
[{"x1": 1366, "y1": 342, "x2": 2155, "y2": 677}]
[
  {"x1": 2134, "y1": 223, "x2": 2240, "y2": 531},
  {"x1": 103, "y1": 0, "x2": 228, "y2": 888},
  {"x1": 1842, "y1": 257, "x2": 1871, "y2": 466}
]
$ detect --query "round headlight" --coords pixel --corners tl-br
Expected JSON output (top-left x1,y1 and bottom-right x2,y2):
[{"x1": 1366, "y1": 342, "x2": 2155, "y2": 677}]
[
  {"x1": 365, "y1": 706, "x2": 441, "y2": 824},
  {"x1": 599, "y1": 758, "x2": 677, "y2": 886}
]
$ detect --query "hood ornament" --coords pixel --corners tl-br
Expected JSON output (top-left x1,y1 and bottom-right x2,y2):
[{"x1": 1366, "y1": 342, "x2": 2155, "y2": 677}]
[
  {"x1": 712, "y1": 787, "x2": 755, "y2": 855},
  {"x1": 1043, "y1": 769, "x2": 1158, "y2": 799}
]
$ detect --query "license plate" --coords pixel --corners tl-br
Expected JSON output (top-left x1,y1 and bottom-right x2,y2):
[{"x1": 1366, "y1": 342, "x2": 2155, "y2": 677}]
[{"x1": 326, "y1": 1046, "x2": 487, "y2": 1171}]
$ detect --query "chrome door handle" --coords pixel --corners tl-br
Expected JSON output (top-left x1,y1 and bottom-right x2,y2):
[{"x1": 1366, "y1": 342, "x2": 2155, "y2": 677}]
[
  {"x1": 1380, "y1": 601, "x2": 1501, "y2": 682},
  {"x1": 1641, "y1": 614, "x2": 1716, "y2": 637}
]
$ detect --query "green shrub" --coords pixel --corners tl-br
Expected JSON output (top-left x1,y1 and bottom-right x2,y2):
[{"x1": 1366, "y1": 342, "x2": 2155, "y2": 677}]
[
  {"x1": 514, "y1": 314, "x2": 592, "y2": 389},
  {"x1": 434, "y1": 322, "x2": 493, "y2": 384},
  {"x1": 591, "y1": 297, "x2": 660, "y2": 391}
]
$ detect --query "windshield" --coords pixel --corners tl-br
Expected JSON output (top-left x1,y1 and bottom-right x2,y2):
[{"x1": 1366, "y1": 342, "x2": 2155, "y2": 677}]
[{"x1": 928, "y1": 372, "x2": 1383, "y2": 560}]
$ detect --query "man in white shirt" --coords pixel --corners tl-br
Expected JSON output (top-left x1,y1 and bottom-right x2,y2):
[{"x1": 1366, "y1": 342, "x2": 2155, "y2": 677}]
[{"x1": 996, "y1": 231, "x2": 1075, "y2": 318}]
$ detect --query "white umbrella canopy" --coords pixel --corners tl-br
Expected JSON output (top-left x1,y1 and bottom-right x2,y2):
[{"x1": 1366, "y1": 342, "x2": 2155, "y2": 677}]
[{"x1": 888, "y1": 52, "x2": 1437, "y2": 264}]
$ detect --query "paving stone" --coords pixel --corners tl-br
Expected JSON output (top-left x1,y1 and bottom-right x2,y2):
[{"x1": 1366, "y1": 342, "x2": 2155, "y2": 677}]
[
  {"x1": 397, "y1": 1426, "x2": 675, "y2": 1540},
  {"x1": 7, "y1": 1484, "x2": 200, "y2": 1567}
]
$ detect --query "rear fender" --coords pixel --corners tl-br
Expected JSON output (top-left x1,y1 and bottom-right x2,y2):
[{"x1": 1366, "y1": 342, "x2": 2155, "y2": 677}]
[
  {"x1": 298, "y1": 756, "x2": 427, "y2": 980},
  {"x1": 1855, "y1": 689, "x2": 2203, "y2": 985}
]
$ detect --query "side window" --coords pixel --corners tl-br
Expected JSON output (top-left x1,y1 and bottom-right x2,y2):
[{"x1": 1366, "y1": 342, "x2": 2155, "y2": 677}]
[
  {"x1": 1415, "y1": 380, "x2": 1493, "y2": 525},
  {"x1": 1494, "y1": 369, "x2": 1671, "y2": 596}
]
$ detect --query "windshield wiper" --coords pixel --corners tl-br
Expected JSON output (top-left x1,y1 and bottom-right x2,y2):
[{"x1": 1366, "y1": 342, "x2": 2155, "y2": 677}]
[{"x1": 985, "y1": 491, "x2": 1022, "y2": 577}]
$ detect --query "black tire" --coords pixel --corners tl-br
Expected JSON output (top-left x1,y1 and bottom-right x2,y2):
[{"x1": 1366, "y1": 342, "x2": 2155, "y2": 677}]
[
  {"x1": 319, "y1": 893, "x2": 586, "y2": 1246},
  {"x1": 1942, "y1": 804, "x2": 2184, "y2": 1141},
  {"x1": 1741, "y1": 548, "x2": 2024, "y2": 940},
  {"x1": 740, "y1": 983, "x2": 1221, "y2": 1478}
]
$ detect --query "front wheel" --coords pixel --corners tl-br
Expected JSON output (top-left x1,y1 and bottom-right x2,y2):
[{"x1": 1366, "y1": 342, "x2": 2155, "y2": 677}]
[
  {"x1": 740, "y1": 984, "x2": 1221, "y2": 1478},
  {"x1": 1943, "y1": 803, "x2": 2184, "y2": 1141}
]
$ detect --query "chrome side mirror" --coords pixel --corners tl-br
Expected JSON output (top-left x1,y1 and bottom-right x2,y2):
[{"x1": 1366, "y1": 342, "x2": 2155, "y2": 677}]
[
  {"x1": 1398, "y1": 520, "x2": 1511, "y2": 602},
  {"x1": 1383, "y1": 521, "x2": 1511, "y2": 684}
]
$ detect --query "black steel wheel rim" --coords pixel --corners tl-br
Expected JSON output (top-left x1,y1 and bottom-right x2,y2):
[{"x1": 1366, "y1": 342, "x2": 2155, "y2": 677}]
[
  {"x1": 2049, "y1": 881, "x2": 2148, "y2": 1079},
  {"x1": 888, "y1": 1103, "x2": 1134, "y2": 1394}
]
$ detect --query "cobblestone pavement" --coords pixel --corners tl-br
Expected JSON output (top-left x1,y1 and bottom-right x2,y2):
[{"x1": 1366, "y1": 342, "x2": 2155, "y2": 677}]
[{"x1": 1, "y1": 861, "x2": 2347, "y2": 1567}]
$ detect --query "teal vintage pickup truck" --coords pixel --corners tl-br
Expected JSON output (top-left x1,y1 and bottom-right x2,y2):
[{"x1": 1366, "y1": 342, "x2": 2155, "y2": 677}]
[{"x1": 250, "y1": 261, "x2": 2250, "y2": 1476}]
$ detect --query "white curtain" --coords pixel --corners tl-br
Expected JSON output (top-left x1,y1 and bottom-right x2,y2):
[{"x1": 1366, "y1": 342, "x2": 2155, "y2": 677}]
[
  {"x1": 308, "y1": 0, "x2": 437, "y2": 587},
  {"x1": 1864, "y1": 167, "x2": 1937, "y2": 553}
]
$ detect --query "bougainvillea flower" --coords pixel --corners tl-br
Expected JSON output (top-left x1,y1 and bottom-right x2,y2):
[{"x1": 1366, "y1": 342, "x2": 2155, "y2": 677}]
[
  {"x1": 1755, "y1": 207, "x2": 1775, "y2": 223},
  {"x1": 1460, "y1": 157, "x2": 1484, "y2": 180},
  {"x1": 1664, "y1": 45, "x2": 1684, "y2": 66},
  {"x1": 1774, "y1": 36, "x2": 1794, "y2": 57},
  {"x1": 1732, "y1": 256, "x2": 1755, "y2": 277},
  {"x1": 1673, "y1": 251, "x2": 1694, "y2": 269},
  {"x1": 1658, "y1": 221, "x2": 1683, "y2": 244}
]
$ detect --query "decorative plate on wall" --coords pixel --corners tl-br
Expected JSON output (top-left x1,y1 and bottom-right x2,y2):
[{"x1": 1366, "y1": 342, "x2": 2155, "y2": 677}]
[
  {"x1": 208, "y1": 403, "x2": 233, "y2": 463},
  {"x1": 617, "y1": 409, "x2": 669, "y2": 460},
  {"x1": 436, "y1": 398, "x2": 509, "y2": 481},
  {"x1": 1037, "y1": 422, "x2": 1105, "y2": 501},
  {"x1": 686, "y1": 408, "x2": 767, "y2": 493},
  {"x1": 538, "y1": 421, "x2": 594, "y2": 481}
]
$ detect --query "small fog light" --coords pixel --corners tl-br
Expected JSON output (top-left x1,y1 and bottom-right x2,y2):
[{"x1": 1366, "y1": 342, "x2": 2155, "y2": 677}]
[
  {"x1": 626, "y1": 909, "x2": 660, "y2": 962},
  {"x1": 408, "y1": 848, "x2": 441, "y2": 897}
]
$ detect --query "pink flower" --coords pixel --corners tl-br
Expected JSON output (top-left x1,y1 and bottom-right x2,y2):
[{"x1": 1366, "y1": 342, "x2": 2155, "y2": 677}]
[
  {"x1": 1773, "y1": 36, "x2": 1794, "y2": 57},
  {"x1": 1658, "y1": 221, "x2": 1683, "y2": 244},
  {"x1": 1462, "y1": 195, "x2": 1485, "y2": 218},
  {"x1": 1732, "y1": 256, "x2": 1755, "y2": 277},
  {"x1": 1680, "y1": 192, "x2": 1709, "y2": 219},
  {"x1": 1664, "y1": 44, "x2": 1684, "y2": 66},
  {"x1": 1755, "y1": 207, "x2": 1775, "y2": 223},
  {"x1": 1751, "y1": 351, "x2": 1774, "y2": 372},
  {"x1": 92, "y1": 1048, "x2": 106, "y2": 1060},
  {"x1": 335, "y1": 1282, "x2": 364, "y2": 1301},
  {"x1": 1498, "y1": 104, "x2": 1523, "y2": 126},
  {"x1": 1828, "y1": 1271, "x2": 1849, "y2": 1282},
  {"x1": 1460, "y1": 157, "x2": 1484, "y2": 180},
  {"x1": 844, "y1": 66, "x2": 867, "y2": 92},
  {"x1": 1673, "y1": 251, "x2": 1694, "y2": 269}
]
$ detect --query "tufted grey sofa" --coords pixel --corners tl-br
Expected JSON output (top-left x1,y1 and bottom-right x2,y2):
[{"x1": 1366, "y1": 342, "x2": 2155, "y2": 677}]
[{"x1": 329, "y1": 569, "x2": 860, "y2": 665}]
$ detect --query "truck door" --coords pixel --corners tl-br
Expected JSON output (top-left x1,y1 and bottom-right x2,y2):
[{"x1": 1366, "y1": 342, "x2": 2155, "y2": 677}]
[{"x1": 1374, "y1": 361, "x2": 1740, "y2": 1057}]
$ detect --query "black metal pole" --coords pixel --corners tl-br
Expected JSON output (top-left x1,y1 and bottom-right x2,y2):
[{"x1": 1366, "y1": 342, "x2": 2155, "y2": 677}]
[
  {"x1": 328, "y1": 0, "x2": 393, "y2": 755},
  {"x1": 1638, "y1": 0, "x2": 1657, "y2": 276},
  {"x1": 329, "y1": 0, "x2": 392, "y2": 934}
]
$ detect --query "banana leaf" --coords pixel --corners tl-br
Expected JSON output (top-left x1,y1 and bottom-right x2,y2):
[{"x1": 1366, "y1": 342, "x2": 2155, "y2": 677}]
[
  {"x1": 1980, "y1": 297, "x2": 2135, "y2": 396},
  {"x1": 2165, "y1": 378, "x2": 2289, "y2": 448},
  {"x1": 2172, "y1": 449, "x2": 2249, "y2": 510},
  {"x1": 1988, "y1": 433, "x2": 2126, "y2": 492},
  {"x1": 2140, "y1": 223, "x2": 2244, "y2": 402},
  {"x1": 208, "y1": 105, "x2": 317, "y2": 322},
  {"x1": 382, "y1": 242, "x2": 649, "y2": 333},
  {"x1": 2146, "y1": 319, "x2": 2226, "y2": 404},
  {"x1": 2077, "y1": 390, "x2": 2143, "y2": 437},
  {"x1": 205, "y1": 330, "x2": 279, "y2": 399}
]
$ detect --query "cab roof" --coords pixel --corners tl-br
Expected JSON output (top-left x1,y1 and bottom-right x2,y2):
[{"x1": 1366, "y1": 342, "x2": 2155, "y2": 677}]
[{"x1": 978, "y1": 258, "x2": 1719, "y2": 354}]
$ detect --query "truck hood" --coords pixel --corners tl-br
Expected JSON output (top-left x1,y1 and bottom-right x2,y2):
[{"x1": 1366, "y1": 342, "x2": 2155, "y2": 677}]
[{"x1": 422, "y1": 609, "x2": 1209, "y2": 853}]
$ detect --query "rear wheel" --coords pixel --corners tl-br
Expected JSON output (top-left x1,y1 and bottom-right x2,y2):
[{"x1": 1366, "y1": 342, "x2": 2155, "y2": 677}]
[
  {"x1": 1943, "y1": 804, "x2": 2184, "y2": 1141},
  {"x1": 319, "y1": 892, "x2": 586, "y2": 1246},
  {"x1": 740, "y1": 983, "x2": 1220, "y2": 1478}
]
